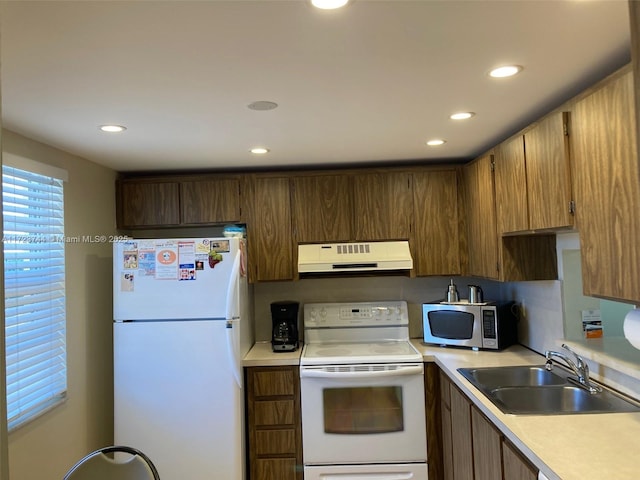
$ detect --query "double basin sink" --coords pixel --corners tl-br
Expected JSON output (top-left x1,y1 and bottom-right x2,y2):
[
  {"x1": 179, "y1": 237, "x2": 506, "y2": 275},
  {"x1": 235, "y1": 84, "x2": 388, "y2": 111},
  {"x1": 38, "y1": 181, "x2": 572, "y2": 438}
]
[{"x1": 458, "y1": 365, "x2": 640, "y2": 415}]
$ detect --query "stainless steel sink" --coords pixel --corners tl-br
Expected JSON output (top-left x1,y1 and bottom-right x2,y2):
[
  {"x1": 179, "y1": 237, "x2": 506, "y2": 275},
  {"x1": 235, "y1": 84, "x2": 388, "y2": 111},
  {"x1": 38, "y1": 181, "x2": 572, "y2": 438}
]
[
  {"x1": 491, "y1": 385, "x2": 640, "y2": 414},
  {"x1": 457, "y1": 365, "x2": 640, "y2": 415},
  {"x1": 460, "y1": 365, "x2": 567, "y2": 388}
]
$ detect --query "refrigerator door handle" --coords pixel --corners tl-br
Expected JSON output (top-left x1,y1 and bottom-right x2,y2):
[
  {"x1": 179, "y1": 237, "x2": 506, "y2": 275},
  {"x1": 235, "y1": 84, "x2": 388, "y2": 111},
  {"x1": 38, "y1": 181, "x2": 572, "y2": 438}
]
[
  {"x1": 225, "y1": 250, "x2": 241, "y2": 321},
  {"x1": 226, "y1": 320, "x2": 242, "y2": 389},
  {"x1": 224, "y1": 249, "x2": 243, "y2": 389}
]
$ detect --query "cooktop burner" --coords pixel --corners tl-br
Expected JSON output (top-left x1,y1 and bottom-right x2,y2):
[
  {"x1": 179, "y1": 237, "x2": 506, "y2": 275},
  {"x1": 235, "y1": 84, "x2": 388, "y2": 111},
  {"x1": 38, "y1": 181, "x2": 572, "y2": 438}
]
[{"x1": 300, "y1": 301, "x2": 422, "y2": 366}]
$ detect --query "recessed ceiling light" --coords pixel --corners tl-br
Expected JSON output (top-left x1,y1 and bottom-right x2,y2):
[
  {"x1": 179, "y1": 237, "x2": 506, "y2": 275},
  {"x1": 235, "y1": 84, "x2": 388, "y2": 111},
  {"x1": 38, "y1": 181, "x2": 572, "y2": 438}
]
[
  {"x1": 489, "y1": 65, "x2": 523, "y2": 78},
  {"x1": 311, "y1": 0, "x2": 349, "y2": 9},
  {"x1": 248, "y1": 101, "x2": 278, "y2": 111},
  {"x1": 250, "y1": 147, "x2": 270, "y2": 155},
  {"x1": 450, "y1": 112, "x2": 475, "y2": 120},
  {"x1": 426, "y1": 139, "x2": 446, "y2": 146},
  {"x1": 99, "y1": 125, "x2": 126, "y2": 133}
]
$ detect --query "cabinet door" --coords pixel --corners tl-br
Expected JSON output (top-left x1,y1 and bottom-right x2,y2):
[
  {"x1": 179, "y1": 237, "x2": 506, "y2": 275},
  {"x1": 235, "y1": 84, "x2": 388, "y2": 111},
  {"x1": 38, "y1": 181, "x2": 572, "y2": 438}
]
[
  {"x1": 571, "y1": 70, "x2": 640, "y2": 303},
  {"x1": 290, "y1": 175, "x2": 353, "y2": 243},
  {"x1": 494, "y1": 135, "x2": 529, "y2": 233},
  {"x1": 425, "y1": 364, "x2": 444, "y2": 480},
  {"x1": 463, "y1": 154, "x2": 499, "y2": 279},
  {"x1": 118, "y1": 181, "x2": 180, "y2": 227},
  {"x1": 503, "y1": 439, "x2": 537, "y2": 480},
  {"x1": 525, "y1": 111, "x2": 573, "y2": 231},
  {"x1": 249, "y1": 177, "x2": 294, "y2": 282},
  {"x1": 439, "y1": 372, "x2": 454, "y2": 480},
  {"x1": 353, "y1": 172, "x2": 412, "y2": 241},
  {"x1": 180, "y1": 178, "x2": 240, "y2": 224},
  {"x1": 471, "y1": 407, "x2": 503, "y2": 480},
  {"x1": 449, "y1": 385, "x2": 474, "y2": 480},
  {"x1": 412, "y1": 170, "x2": 461, "y2": 275}
]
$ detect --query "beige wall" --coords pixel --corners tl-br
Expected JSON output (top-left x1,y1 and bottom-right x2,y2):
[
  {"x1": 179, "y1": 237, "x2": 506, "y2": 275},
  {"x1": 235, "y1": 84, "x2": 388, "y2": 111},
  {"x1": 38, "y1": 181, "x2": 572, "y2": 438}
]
[{"x1": 2, "y1": 130, "x2": 117, "y2": 479}]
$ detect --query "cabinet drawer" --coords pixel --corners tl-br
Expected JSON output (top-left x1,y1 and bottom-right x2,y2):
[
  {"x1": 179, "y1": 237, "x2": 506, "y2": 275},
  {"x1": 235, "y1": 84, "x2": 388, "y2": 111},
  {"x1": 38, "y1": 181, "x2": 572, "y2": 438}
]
[
  {"x1": 252, "y1": 369, "x2": 296, "y2": 397},
  {"x1": 256, "y1": 429, "x2": 297, "y2": 455},
  {"x1": 255, "y1": 400, "x2": 295, "y2": 426},
  {"x1": 255, "y1": 458, "x2": 299, "y2": 480}
]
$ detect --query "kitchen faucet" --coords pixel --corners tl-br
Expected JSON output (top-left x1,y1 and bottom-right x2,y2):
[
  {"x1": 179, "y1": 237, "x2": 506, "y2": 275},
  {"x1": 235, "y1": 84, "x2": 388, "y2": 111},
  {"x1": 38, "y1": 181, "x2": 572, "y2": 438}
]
[{"x1": 545, "y1": 344, "x2": 602, "y2": 394}]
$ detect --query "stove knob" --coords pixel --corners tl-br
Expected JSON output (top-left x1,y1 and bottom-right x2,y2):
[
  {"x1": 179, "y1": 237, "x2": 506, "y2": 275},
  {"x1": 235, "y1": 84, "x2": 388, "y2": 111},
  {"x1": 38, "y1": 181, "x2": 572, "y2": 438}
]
[{"x1": 320, "y1": 308, "x2": 327, "y2": 318}]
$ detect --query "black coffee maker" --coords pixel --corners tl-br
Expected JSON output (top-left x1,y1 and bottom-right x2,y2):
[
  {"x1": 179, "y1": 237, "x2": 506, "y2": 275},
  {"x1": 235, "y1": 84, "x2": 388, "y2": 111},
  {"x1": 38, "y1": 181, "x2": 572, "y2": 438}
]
[{"x1": 271, "y1": 301, "x2": 299, "y2": 352}]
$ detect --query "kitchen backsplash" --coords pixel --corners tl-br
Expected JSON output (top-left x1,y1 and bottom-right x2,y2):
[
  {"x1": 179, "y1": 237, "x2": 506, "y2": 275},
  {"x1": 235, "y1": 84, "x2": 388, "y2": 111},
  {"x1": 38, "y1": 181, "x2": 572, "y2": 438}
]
[
  {"x1": 500, "y1": 279, "x2": 564, "y2": 355},
  {"x1": 253, "y1": 275, "x2": 503, "y2": 342}
]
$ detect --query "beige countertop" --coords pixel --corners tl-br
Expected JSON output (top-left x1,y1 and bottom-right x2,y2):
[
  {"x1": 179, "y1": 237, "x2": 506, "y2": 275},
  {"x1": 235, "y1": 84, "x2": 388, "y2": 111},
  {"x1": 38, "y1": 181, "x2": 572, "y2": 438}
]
[
  {"x1": 244, "y1": 340, "x2": 640, "y2": 479},
  {"x1": 410, "y1": 340, "x2": 640, "y2": 480},
  {"x1": 243, "y1": 341, "x2": 302, "y2": 366}
]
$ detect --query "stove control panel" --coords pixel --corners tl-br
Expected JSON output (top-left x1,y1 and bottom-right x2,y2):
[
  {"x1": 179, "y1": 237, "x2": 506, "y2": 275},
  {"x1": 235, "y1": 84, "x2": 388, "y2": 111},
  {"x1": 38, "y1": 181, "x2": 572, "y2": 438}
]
[{"x1": 304, "y1": 301, "x2": 408, "y2": 328}]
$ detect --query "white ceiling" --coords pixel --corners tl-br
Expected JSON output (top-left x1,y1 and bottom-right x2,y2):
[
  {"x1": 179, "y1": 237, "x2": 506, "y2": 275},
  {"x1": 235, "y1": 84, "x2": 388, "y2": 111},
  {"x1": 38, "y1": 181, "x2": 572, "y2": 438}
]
[{"x1": 0, "y1": 0, "x2": 632, "y2": 173}]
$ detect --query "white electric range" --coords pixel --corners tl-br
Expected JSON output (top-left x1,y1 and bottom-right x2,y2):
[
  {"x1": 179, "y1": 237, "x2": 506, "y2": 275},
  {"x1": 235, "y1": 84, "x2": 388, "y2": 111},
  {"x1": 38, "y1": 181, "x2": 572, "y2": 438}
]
[{"x1": 300, "y1": 301, "x2": 428, "y2": 480}]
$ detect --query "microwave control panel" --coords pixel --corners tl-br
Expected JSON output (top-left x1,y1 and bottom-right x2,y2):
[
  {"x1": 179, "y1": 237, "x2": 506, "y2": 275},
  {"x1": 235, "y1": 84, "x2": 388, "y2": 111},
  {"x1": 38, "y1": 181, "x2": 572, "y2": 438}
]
[{"x1": 481, "y1": 308, "x2": 498, "y2": 348}]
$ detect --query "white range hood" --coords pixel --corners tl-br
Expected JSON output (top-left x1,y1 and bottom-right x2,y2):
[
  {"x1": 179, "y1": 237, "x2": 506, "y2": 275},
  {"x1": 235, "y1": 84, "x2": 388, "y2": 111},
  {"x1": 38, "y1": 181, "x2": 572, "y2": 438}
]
[{"x1": 297, "y1": 241, "x2": 413, "y2": 274}]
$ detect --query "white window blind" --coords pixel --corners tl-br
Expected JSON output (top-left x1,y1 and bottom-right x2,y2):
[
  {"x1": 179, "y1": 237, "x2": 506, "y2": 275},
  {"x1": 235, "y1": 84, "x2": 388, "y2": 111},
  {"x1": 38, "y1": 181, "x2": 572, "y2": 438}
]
[{"x1": 2, "y1": 165, "x2": 66, "y2": 430}]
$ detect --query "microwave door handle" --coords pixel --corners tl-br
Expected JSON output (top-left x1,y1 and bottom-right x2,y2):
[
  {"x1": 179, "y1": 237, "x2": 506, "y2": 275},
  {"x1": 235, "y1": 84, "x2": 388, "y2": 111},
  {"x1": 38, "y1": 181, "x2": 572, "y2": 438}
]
[{"x1": 300, "y1": 365, "x2": 423, "y2": 379}]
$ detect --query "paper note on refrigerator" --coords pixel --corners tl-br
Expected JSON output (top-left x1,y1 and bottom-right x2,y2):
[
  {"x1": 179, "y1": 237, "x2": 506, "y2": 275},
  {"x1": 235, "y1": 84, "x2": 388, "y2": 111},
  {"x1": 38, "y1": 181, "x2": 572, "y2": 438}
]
[{"x1": 155, "y1": 241, "x2": 179, "y2": 279}]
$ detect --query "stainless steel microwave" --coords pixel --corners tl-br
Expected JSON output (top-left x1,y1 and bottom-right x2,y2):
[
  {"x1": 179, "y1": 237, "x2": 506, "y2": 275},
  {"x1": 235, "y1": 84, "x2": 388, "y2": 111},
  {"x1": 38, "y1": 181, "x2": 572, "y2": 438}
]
[{"x1": 422, "y1": 301, "x2": 518, "y2": 350}]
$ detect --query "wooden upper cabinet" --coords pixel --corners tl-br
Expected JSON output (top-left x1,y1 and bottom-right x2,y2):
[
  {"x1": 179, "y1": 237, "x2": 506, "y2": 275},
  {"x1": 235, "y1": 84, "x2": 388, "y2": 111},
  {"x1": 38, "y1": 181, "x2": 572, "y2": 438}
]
[
  {"x1": 463, "y1": 154, "x2": 499, "y2": 279},
  {"x1": 180, "y1": 178, "x2": 240, "y2": 225},
  {"x1": 525, "y1": 111, "x2": 573, "y2": 231},
  {"x1": 353, "y1": 172, "x2": 413, "y2": 241},
  {"x1": 117, "y1": 176, "x2": 241, "y2": 228},
  {"x1": 412, "y1": 170, "x2": 461, "y2": 275},
  {"x1": 494, "y1": 135, "x2": 529, "y2": 234},
  {"x1": 571, "y1": 68, "x2": 640, "y2": 303},
  {"x1": 118, "y1": 180, "x2": 180, "y2": 228},
  {"x1": 248, "y1": 176, "x2": 294, "y2": 282},
  {"x1": 290, "y1": 175, "x2": 353, "y2": 243},
  {"x1": 494, "y1": 112, "x2": 573, "y2": 234}
]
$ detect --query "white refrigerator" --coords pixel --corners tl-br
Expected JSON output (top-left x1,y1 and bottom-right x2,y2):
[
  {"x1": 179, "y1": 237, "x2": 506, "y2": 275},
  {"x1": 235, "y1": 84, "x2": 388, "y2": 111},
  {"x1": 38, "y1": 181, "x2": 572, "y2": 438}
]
[{"x1": 113, "y1": 237, "x2": 253, "y2": 480}]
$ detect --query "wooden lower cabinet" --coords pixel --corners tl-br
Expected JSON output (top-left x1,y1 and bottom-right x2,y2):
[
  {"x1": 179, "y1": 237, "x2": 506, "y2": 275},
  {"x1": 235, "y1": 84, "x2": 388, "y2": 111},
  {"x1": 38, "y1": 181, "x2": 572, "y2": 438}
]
[
  {"x1": 503, "y1": 439, "x2": 538, "y2": 480},
  {"x1": 439, "y1": 369, "x2": 539, "y2": 480},
  {"x1": 439, "y1": 370, "x2": 454, "y2": 480},
  {"x1": 471, "y1": 407, "x2": 503, "y2": 480},
  {"x1": 449, "y1": 384, "x2": 474, "y2": 480},
  {"x1": 245, "y1": 366, "x2": 302, "y2": 480}
]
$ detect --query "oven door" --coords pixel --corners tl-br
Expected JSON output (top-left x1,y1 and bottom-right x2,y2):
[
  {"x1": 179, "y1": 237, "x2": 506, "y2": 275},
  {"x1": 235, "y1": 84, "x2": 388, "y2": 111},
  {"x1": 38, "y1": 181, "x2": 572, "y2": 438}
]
[{"x1": 300, "y1": 362, "x2": 427, "y2": 466}]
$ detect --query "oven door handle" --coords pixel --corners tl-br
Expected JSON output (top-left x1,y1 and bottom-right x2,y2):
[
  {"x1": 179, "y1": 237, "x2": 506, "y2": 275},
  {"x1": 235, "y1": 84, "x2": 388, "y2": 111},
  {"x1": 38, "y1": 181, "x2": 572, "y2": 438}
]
[
  {"x1": 300, "y1": 364, "x2": 423, "y2": 379},
  {"x1": 313, "y1": 474, "x2": 415, "y2": 480}
]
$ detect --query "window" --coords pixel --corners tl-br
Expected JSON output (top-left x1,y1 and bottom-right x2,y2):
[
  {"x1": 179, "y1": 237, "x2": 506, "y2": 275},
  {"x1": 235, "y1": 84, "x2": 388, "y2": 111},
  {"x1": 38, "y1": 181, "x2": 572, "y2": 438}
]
[{"x1": 2, "y1": 164, "x2": 66, "y2": 430}]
